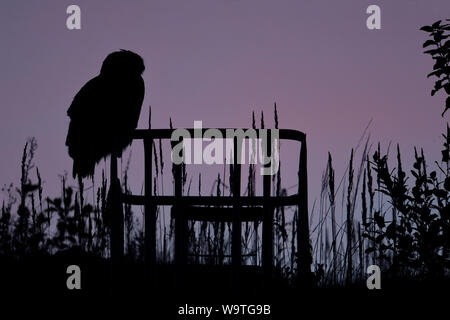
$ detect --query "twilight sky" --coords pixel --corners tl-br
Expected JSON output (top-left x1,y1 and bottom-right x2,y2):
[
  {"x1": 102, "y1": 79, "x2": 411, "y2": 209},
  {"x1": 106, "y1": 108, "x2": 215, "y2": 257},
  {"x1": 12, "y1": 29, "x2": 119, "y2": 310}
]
[{"x1": 1, "y1": 0, "x2": 450, "y2": 205}]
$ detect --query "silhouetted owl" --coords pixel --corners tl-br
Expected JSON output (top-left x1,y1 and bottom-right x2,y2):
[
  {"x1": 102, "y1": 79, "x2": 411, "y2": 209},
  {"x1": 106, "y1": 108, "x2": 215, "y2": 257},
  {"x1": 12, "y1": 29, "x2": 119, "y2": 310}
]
[{"x1": 66, "y1": 50, "x2": 145, "y2": 178}]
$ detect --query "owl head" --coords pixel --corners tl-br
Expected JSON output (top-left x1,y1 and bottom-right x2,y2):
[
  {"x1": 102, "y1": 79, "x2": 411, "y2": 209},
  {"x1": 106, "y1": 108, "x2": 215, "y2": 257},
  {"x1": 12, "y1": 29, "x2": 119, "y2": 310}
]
[{"x1": 100, "y1": 49, "x2": 145, "y2": 76}]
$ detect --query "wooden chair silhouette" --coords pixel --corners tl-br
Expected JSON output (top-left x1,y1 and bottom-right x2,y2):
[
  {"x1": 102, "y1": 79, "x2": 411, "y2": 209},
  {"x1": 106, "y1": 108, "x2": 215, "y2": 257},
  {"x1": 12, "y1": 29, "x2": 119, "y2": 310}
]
[{"x1": 108, "y1": 126, "x2": 311, "y2": 289}]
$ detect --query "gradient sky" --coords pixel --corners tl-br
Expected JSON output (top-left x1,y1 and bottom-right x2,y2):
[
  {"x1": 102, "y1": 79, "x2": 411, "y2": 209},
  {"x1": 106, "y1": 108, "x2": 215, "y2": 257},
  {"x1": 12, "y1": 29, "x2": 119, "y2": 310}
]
[{"x1": 1, "y1": 0, "x2": 450, "y2": 205}]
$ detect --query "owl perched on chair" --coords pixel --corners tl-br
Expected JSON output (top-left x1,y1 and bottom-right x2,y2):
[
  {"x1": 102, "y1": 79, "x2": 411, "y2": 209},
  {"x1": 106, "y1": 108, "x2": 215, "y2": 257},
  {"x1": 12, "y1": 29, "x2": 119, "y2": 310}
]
[{"x1": 65, "y1": 50, "x2": 145, "y2": 178}]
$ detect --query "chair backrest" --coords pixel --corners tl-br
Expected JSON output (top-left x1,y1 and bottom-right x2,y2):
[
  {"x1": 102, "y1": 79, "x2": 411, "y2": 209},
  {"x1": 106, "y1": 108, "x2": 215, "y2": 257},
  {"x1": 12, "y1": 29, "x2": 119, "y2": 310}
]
[{"x1": 109, "y1": 127, "x2": 310, "y2": 285}]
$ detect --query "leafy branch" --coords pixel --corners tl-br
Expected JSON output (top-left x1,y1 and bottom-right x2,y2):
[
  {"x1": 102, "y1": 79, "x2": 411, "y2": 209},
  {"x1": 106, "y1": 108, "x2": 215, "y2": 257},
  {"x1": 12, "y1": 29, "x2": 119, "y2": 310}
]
[{"x1": 421, "y1": 20, "x2": 450, "y2": 116}]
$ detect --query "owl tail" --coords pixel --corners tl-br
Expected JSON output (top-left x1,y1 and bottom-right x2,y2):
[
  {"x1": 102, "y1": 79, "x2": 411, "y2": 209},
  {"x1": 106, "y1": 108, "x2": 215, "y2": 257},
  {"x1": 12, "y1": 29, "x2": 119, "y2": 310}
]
[{"x1": 72, "y1": 158, "x2": 95, "y2": 179}]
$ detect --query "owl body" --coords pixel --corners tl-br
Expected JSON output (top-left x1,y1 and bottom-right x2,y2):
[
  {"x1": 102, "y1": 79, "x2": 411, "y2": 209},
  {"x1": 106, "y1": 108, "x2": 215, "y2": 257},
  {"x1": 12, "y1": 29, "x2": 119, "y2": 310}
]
[{"x1": 66, "y1": 50, "x2": 145, "y2": 178}]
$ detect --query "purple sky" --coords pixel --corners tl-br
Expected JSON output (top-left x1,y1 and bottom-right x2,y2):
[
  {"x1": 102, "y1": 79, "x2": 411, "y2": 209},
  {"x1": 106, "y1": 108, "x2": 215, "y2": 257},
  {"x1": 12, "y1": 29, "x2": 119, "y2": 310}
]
[{"x1": 1, "y1": 0, "x2": 450, "y2": 204}]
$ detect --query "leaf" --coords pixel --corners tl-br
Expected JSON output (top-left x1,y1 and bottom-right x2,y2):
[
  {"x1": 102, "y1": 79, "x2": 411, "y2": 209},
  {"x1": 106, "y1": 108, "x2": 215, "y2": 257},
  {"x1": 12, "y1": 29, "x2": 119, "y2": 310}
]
[
  {"x1": 433, "y1": 188, "x2": 446, "y2": 198},
  {"x1": 423, "y1": 39, "x2": 436, "y2": 48},
  {"x1": 427, "y1": 69, "x2": 443, "y2": 78},
  {"x1": 420, "y1": 25, "x2": 433, "y2": 32},
  {"x1": 432, "y1": 20, "x2": 442, "y2": 28},
  {"x1": 434, "y1": 60, "x2": 446, "y2": 71},
  {"x1": 386, "y1": 222, "x2": 396, "y2": 239},
  {"x1": 375, "y1": 234, "x2": 384, "y2": 243},
  {"x1": 445, "y1": 84, "x2": 450, "y2": 95},
  {"x1": 443, "y1": 96, "x2": 450, "y2": 117},
  {"x1": 445, "y1": 177, "x2": 450, "y2": 191},
  {"x1": 423, "y1": 49, "x2": 439, "y2": 56}
]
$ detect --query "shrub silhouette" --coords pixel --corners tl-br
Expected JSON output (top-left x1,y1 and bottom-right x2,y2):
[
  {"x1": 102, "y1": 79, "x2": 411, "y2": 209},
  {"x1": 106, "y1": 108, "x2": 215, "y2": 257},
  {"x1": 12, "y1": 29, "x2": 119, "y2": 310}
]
[
  {"x1": 421, "y1": 19, "x2": 450, "y2": 116},
  {"x1": 363, "y1": 141, "x2": 450, "y2": 278}
]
